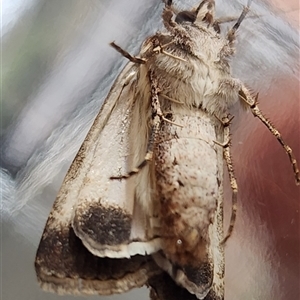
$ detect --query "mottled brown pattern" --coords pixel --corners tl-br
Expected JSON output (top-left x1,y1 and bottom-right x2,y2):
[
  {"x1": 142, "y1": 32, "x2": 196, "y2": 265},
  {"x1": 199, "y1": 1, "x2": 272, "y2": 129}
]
[
  {"x1": 154, "y1": 113, "x2": 219, "y2": 296},
  {"x1": 73, "y1": 204, "x2": 132, "y2": 246},
  {"x1": 35, "y1": 225, "x2": 160, "y2": 295}
]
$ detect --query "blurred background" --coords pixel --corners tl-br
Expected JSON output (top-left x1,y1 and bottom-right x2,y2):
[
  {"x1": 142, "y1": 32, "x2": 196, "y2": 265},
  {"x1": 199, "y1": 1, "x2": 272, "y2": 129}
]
[{"x1": 1, "y1": 1, "x2": 299, "y2": 300}]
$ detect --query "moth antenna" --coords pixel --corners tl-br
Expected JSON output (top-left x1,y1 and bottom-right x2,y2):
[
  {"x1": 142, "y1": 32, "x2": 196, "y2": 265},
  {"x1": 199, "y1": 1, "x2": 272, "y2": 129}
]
[
  {"x1": 239, "y1": 86, "x2": 300, "y2": 185},
  {"x1": 232, "y1": 0, "x2": 252, "y2": 31},
  {"x1": 214, "y1": 116, "x2": 238, "y2": 244},
  {"x1": 110, "y1": 42, "x2": 146, "y2": 64},
  {"x1": 110, "y1": 71, "x2": 163, "y2": 180},
  {"x1": 227, "y1": 0, "x2": 252, "y2": 44}
]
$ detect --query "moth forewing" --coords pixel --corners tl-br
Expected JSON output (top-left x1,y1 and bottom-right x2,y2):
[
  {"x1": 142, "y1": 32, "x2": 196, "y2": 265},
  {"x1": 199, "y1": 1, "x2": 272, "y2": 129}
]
[
  {"x1": 70, "y1": 63, "x2": 161, "y2": 259},
  {"x1": 35, "y1": 63, "x2": 162, "y2": 295},
  {"x1": 35, "y1": 199, "x2": 160, "y2": 296}
]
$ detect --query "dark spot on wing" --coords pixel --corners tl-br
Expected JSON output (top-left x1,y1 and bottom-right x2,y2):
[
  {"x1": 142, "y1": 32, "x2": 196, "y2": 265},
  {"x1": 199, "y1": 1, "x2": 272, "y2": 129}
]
[
  {"x1": 73, "y1": 204, "x2": 132, "y2": 246},
  {"x1": 35, "y1": 225, "x2": 158, "y2": 286}
]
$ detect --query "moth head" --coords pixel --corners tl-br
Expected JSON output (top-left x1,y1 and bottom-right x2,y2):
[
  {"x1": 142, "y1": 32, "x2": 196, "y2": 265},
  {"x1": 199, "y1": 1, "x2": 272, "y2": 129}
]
[{"x1": 175, "y1": 0, "x2": 216, "y2": 27}]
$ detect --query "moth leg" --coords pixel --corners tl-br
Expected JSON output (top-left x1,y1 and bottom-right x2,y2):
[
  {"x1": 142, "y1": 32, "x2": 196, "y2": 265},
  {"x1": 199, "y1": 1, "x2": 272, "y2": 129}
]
[
  {"x1": 110, "y1": 42, "x2": 146, "y2": 64},
  {"x1": 226, "y1": 0, "x2": 252, "y2": 44},
  {"x1": 152, "y1": 38, "x2": 187, "y2": 62},
  {"x1": 216, "y1": 12, "x2": 259, "y2": 25},
  {"x1": 213, "y1": 16, "x2": 244, "y2": 34},
  {"x1": 239, "y1": 85, "x2": 300, "y2": 185},
  {"x1": 159, "y1": 93, "x2": 183, "y2": 104},
  {"x1": 217, "y1": 16, "x2": 241, "y2": 24},
  {"x1": 154, "y1": 46, "x2": 187, "y2": 62},
  {"x1": 214, "y1": 116, "x2": 238, "y2": 244},
  {"x1": 111, "y1": 71, "x2": 164, "y2": 180},
  {"x1": 214, "y1": 11, "x2": 260, "y2": 34}
]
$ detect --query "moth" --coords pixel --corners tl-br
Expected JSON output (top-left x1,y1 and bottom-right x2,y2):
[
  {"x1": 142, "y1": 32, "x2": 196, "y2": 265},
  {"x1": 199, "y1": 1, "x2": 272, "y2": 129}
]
[{"x1": 35, "y1": 1, "x2": 300, "y2": 300}]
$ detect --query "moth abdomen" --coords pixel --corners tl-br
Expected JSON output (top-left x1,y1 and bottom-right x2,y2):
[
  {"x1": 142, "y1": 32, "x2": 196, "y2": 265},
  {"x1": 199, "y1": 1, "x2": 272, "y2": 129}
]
[{"x1": 154, "y1": 111, "x2": 222, "y2": 297}]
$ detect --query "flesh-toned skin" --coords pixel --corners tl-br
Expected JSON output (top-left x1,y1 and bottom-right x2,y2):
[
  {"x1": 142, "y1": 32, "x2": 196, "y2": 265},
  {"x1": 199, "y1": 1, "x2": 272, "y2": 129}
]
[{"x1": 225, "y1": 1, "x2": 299, "y2": 298}]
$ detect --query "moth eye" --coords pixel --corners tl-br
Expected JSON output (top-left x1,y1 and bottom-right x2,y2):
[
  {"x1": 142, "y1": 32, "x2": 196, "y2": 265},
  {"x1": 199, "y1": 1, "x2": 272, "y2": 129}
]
[{"x1": 175, "y1": 11, "x2": 196, "y2": 24}]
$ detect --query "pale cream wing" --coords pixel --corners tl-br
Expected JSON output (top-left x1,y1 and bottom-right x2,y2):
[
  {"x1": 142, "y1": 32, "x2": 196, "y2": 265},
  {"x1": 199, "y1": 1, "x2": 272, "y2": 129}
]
[
  {"x1": 69, "y1": 62, "x2": 160, "y2": 259},
  {"x1": 35, "y1": 62, "x2": 162, "y2": 295}
]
